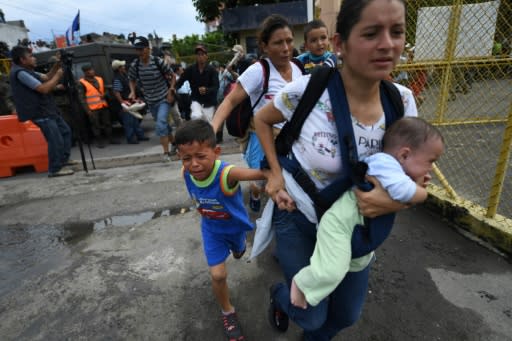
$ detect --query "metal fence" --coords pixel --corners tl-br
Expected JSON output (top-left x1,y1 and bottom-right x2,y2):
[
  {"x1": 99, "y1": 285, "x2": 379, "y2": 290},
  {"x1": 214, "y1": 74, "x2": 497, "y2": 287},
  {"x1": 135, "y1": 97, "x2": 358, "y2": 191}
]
[
  {"x1": 392, "y1": 0, "x2": 511, "y2": 232},
  {"x1": 0, "y1": 58, "x2": 10, "y2": 75}
]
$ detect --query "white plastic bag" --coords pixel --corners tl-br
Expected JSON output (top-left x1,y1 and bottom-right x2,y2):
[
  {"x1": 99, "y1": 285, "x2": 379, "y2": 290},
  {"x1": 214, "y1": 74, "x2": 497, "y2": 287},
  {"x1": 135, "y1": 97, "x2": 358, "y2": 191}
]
[{"x1": 249, "y1": 170, "x2": 318, "y2": 260}]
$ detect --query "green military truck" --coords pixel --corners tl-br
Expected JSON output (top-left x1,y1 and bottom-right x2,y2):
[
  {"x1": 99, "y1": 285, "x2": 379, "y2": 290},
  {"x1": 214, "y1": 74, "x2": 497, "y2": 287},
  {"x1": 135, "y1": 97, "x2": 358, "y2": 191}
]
[
  {"x1": 34, "y1": 42, "x2": 139, "y2": 129},
  {"x1": 4, "y1": 43, "x2": 139, "y2": 116},
  {"x1": 34, "y1": 42, "x2": 138, "y2": 86}
]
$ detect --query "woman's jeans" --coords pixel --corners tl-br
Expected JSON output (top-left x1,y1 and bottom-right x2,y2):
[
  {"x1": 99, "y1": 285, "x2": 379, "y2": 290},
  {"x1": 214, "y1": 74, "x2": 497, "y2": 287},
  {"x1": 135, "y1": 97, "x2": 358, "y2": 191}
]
[
  {"x1": 272, "y1": 208, "x2": 370, "y2": 341},
  {"x1": 32, "y1": 115, "x2": 72, "y2": 173}
]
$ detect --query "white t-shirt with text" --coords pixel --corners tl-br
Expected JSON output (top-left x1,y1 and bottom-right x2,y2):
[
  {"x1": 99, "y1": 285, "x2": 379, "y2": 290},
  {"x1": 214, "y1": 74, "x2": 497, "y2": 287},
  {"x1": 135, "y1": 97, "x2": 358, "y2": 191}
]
[
  {"x1": 238, "y1": 58, "x2": 304, "y2": 128},
  {"x1": 273, "y1": 76, "x2": 417, "y2": 189}
]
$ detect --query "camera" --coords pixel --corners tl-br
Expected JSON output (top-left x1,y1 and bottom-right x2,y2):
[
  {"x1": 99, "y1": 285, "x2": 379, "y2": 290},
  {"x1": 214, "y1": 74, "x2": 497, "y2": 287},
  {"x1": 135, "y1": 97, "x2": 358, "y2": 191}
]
[{"x1": 60, "y1": 50, "x2": 74, "y2": 66}]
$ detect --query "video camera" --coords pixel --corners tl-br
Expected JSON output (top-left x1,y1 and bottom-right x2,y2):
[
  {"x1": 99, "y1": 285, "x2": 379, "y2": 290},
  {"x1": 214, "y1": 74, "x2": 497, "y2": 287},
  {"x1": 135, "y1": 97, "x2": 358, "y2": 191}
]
[{"x1": 60, "y1": 49, "x2": 74, "y2": 67}]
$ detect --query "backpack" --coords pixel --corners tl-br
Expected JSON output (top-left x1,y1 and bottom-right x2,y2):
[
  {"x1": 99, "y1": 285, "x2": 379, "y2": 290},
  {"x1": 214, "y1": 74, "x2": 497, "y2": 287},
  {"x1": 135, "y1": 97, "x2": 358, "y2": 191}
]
[
  {"x1": 134, "y1": 56, "x2": 169, "y2": 87},
  {"x1": 225, "y1": 59, "x2": 270, "y2": 138},
  {"x1": 225, "y1": 58, "x2": 306, "y2": 138}
]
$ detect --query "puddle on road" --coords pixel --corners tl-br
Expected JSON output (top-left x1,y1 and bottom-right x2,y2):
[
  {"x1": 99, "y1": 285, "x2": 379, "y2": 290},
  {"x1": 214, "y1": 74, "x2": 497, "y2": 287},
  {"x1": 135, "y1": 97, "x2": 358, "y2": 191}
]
[
  {"x1": 93, "y1": 207, "x2": 190, "y2": 231},
  {"x1": 60, "y1": 221, "x2": 94, "y2": 244},
  {"x1": 52, "y1": 208, "x2": 191, "y2": 245},
  {"x1": 0, "y1": 207, "x2": 191, "y2": 296},
  {"x1": 57, "y1": 207, "x2": 192, "y2": 242}
]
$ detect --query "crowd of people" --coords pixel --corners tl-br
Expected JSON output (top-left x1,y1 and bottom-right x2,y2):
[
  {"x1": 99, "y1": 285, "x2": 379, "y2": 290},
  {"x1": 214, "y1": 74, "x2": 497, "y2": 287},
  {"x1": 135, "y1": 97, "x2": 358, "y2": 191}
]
[
  {"x1": 7, "y1": 32, "x2": 255, "y2": 170},
  {"x1": 9, "y1": 1, "x2": 446, "y2": 340},
  {"x1": 177, "y1": 0, "x2": 443, "y2": 340}
]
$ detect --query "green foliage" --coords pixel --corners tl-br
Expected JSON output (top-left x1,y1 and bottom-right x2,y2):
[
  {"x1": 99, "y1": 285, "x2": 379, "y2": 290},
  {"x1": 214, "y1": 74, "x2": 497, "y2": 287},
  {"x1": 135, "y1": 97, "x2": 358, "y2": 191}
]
[
  {"x1": 171, "y1": 31, "x2": 236, "y2": 65},
  {"x1": 191, "y1": 0, "x2": 223, "y2": 22},
  {"x1": 192, "y1": 0, "x2": 296, "y2": 22}
]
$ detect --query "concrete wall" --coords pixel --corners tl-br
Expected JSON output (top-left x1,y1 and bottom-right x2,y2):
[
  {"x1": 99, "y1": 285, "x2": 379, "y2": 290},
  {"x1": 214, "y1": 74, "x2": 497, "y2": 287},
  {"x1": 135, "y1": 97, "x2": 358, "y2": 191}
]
[{"x1": 0, "y1": 23, "x2": 29, "y2": 49}]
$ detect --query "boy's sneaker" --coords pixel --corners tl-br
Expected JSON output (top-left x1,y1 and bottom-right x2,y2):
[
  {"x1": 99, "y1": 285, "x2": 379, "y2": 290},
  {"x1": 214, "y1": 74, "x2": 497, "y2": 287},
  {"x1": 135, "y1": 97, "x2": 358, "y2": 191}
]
[
  {"x1": 268, "y1": 284, "x2": 288, "y2": 332},
  {"x1": 221, "y1": 312, "x2": 245, "y2": 341},
  {"x1": 249, "y1": 195, "x2": 261, "y2": 212}
]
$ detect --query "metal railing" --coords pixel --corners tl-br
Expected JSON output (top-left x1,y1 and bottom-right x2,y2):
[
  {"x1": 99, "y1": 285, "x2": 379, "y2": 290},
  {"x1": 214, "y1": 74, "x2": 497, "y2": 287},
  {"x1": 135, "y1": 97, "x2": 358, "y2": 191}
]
[{"x1": 393, "y1": 1, "x2": 511, "y2": 234}]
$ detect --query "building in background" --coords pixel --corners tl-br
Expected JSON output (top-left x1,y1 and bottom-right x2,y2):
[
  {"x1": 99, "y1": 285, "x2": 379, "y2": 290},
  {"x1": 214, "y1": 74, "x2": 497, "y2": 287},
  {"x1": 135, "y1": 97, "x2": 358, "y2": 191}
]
[
  {"x1": 0, "y1": 9, "x2": 30, "y2": 49},
  {"x1": 221, "y1": 0, "x2": 314, "y2": 55}
]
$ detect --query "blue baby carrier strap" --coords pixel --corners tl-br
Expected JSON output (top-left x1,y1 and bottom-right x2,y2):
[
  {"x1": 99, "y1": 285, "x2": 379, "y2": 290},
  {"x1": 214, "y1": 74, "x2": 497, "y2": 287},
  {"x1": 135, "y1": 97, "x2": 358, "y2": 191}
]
[
  {"x1": 273, "y1": 70, "x2": 404, "y2": 258},
  {"x1": 262, "y1": 66, "x2": 405, "y2": 258},
  {"x1": 316, "y1": 72, "x2": 403, "y2": 212},
  {"x1": 327, "y1": 73, "x2": 402, "y2": 258}
]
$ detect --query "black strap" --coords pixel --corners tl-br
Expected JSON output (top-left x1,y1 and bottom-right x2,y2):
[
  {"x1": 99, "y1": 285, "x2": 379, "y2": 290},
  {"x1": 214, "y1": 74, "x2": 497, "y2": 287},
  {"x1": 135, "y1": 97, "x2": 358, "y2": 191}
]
[
  {"x1": 381, "y1": 80, "x2": 404, "y2": 122},
  {"x1": 290, "y1": 57, "x2": 306, "y2": 75},
  {"x1": 250, "y1": 59, "x2": 270, "y2": 111},
  {"x1": 276, "y1": 72, "x2": 406, "y2": 218},
  {"x1": 275, "y1": 66, "x2": 335, "y2": 156},
  {"x1": 136, "y1": 56, "x2": 168, "y2": 84},
  {"x1": 255, "y1": 58, "x2": 303, "y2": 113},
  {"x1": 155, "y1": 56, "x2": 167, "y2": 80},
  {"x1": 135, "y1": 58, "x2": 140, "y2": 79}
]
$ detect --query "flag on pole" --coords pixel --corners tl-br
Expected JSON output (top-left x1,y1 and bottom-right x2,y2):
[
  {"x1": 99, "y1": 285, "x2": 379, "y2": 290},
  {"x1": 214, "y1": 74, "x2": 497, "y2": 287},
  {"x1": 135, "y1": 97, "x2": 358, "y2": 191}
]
[{"x1": 65, "y1": 10, "x2": 80, "y2": 46}]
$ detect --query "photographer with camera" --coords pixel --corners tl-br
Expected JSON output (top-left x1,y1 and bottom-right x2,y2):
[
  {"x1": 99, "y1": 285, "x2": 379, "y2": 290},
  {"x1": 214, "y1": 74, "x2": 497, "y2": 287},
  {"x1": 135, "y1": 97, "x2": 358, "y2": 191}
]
[{"x1": 9, "y1": 45, "x2": 77, "y2": 177}]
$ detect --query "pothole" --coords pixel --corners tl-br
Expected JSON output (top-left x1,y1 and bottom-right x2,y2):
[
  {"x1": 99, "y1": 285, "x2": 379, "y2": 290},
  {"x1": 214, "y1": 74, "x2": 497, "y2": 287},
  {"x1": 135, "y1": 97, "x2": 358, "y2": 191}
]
[
  {"x1": 92, "y1": 207, "x2": 191, "y2": 231},
  {"x1": 0, "y1": 207, "x2": 192, "y2": 295}
]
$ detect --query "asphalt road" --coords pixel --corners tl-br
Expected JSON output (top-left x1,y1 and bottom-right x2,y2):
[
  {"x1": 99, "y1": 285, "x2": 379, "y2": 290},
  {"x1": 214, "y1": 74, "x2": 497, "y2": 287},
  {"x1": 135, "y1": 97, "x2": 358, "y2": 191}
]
[{"x1": 1, "y1": 156, "x2": 511, "y2": 341}]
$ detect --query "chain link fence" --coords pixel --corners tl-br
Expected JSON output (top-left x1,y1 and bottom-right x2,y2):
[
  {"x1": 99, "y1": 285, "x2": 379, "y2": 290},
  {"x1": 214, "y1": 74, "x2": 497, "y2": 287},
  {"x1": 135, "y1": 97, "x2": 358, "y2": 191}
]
[
  {"x1": 0, "y1": 58, "x2": 10, "y2": 75},
  {"x1": 0, "y1": 58, "x2": 13, "y2": 115},
  {"x1": 391, "y1": 0, "x2": 511, "y2": 231}
]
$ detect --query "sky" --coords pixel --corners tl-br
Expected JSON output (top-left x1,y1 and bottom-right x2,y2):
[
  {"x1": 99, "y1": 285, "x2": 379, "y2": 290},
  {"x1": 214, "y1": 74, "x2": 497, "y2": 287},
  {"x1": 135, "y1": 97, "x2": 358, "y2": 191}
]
[{"x1": 0, "y1": 0, "x2": 205, "y2": 42}]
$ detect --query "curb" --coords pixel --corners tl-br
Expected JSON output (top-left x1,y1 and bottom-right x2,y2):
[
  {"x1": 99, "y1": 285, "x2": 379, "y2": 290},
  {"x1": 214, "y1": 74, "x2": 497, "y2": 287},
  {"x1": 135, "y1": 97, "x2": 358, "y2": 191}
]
[
  {"x1": 70, "y1": 145, "x2": 242, "y2": 170},
  {"x1": 426, "y1": 188, "x2": 512, "y2": 257}
]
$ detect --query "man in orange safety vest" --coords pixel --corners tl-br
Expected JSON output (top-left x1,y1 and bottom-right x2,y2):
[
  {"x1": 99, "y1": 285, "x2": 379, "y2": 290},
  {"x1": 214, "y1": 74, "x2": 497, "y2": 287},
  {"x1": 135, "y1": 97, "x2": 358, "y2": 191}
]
[{"x1": 79, "y1": 64, "x2": 118, "y2": 148}]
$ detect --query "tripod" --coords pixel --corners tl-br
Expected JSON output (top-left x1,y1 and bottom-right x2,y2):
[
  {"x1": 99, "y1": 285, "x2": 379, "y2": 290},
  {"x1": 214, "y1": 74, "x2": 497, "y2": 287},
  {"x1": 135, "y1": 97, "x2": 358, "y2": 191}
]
[{"x1": 60, "y1": 54, "x2": 96, "y2": 172}]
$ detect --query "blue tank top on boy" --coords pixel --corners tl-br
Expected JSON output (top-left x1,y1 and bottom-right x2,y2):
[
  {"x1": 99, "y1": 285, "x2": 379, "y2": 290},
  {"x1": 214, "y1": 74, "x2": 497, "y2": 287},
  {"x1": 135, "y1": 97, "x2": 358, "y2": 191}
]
[{"x1": 183, "y1": 160, "x2": 253, "y2": 234}]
